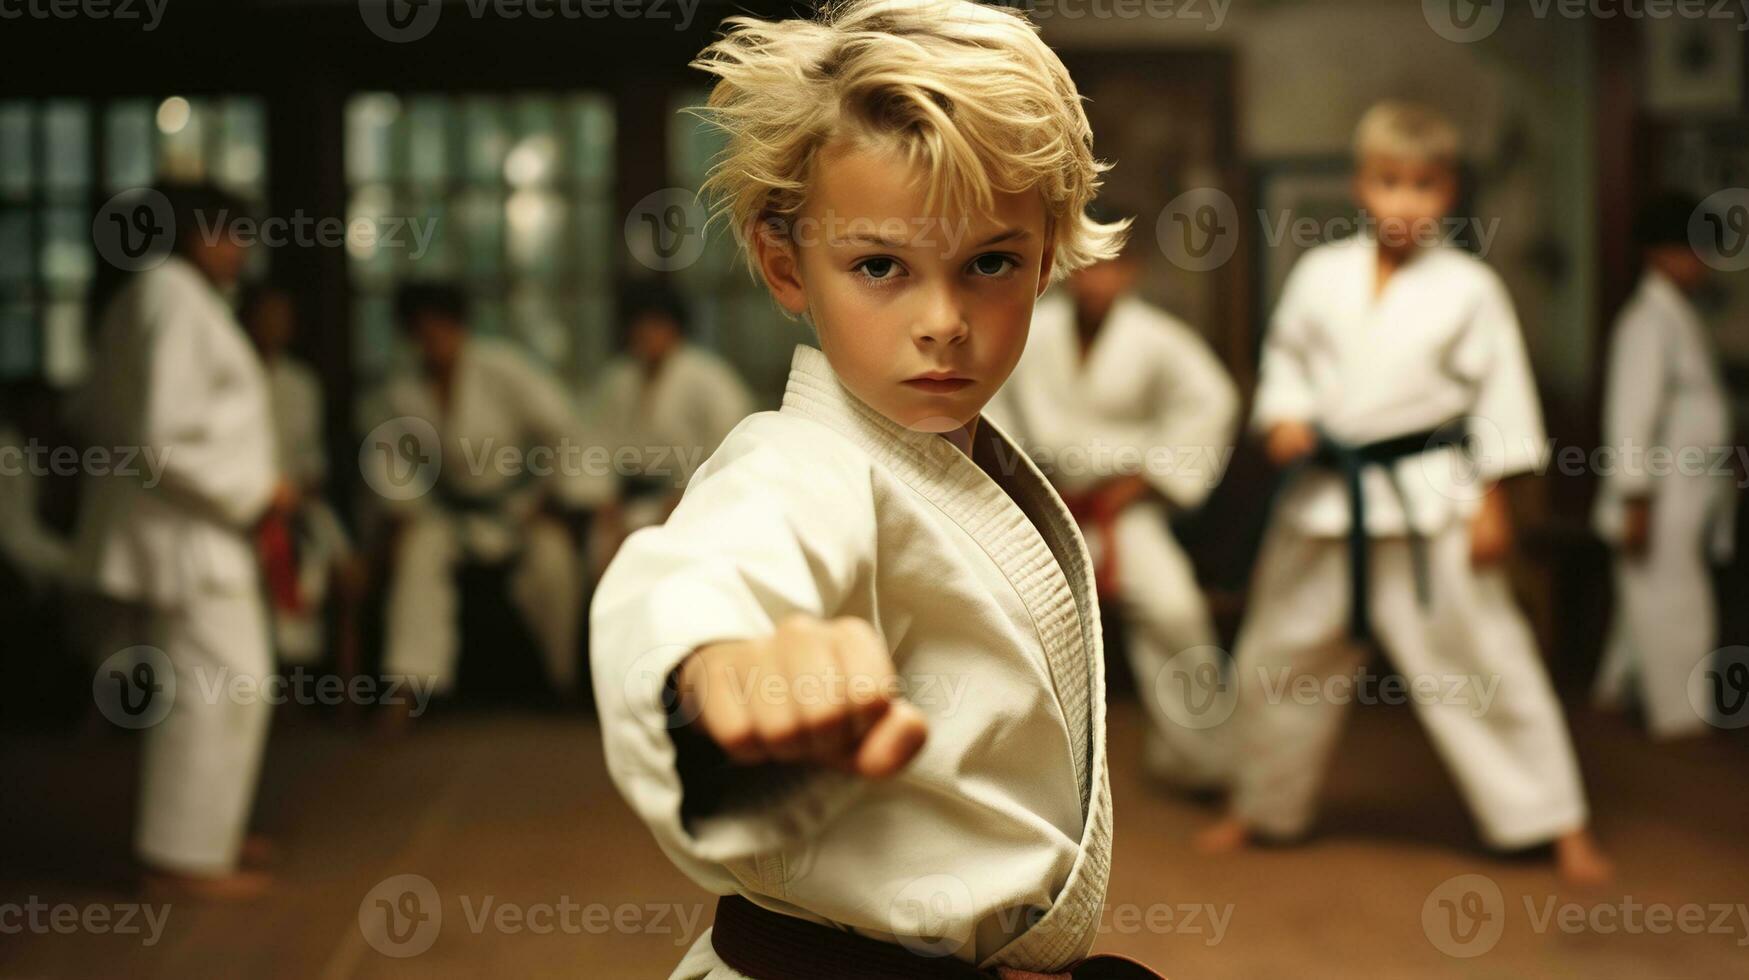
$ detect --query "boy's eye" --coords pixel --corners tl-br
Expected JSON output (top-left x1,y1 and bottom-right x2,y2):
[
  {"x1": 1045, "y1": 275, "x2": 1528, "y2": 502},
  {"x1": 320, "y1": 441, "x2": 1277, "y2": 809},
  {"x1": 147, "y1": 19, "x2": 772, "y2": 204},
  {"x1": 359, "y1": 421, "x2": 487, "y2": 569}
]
[
  {"x1": 855, "y1": 257, "x2": 900, "y2": 280},
  {"x1": 969, "y1": 253, "x2": 1018, "y2": 277}
]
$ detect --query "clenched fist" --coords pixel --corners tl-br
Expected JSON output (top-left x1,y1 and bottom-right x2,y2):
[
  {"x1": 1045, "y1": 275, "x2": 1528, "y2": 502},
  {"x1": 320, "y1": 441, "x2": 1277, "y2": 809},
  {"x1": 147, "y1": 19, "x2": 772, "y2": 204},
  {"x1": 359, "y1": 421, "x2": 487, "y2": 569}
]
[{"x1": 673, "y1": 614, "x2": 929, "y2": 779}]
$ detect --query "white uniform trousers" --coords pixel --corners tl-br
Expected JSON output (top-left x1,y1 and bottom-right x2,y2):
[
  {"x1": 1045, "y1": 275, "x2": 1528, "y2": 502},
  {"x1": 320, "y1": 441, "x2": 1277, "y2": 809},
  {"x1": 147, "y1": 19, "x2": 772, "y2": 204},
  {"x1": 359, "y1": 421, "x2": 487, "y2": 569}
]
[
  {"x1": 1102, "y1": 501, "x2": 1229, "y2": 790},
  {"x1": 1229, "y1": 521, "x2": 1589, "y2": 849},
  {"x1": 384, "y1": 513, "x2": 582, "y2": 695},
  {"x1": 137, "y1": 587, "x2": 274, "y2": 874},
  {"x1": 1594, "y1": 475, "x2": 1724, "y2": 739}
]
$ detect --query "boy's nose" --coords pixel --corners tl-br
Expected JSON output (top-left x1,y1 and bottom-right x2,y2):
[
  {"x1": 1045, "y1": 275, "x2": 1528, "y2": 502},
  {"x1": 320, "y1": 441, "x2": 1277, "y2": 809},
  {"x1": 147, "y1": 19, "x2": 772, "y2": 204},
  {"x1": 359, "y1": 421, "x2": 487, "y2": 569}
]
[{"x1": 913, "y1": 292, "x2": 969, "y2": 346}]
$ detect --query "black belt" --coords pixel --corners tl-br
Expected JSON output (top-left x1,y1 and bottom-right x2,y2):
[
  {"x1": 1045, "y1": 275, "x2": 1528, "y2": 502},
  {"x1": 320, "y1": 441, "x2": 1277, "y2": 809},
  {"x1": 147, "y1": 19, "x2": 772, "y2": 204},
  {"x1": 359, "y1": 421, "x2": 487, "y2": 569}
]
[
  {"x1": 710, "y1": 894, "x2": 1169, "y2": 980},
  {"x1": 1303, "y1": 422, "x2": 1467, "y2": 643}
]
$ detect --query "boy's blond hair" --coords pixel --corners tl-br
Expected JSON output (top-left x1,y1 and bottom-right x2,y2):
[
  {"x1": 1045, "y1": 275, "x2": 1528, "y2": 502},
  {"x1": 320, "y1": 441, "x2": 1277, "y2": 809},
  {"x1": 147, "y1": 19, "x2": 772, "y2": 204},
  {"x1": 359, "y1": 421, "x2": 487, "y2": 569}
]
[
  {"x1": 688, "y1": 0, "x2": 1125, "y2": 283},
  {"x1": 1352, "y1": 100, "x2": 1462, "y2": 168}
]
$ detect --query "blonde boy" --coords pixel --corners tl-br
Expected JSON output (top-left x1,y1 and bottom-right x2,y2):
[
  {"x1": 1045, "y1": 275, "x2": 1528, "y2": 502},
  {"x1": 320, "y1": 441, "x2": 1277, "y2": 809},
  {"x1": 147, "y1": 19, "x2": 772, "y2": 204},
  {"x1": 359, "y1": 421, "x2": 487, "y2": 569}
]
[
  {"x1": 1198, "y1": 101, "x2": 1612, "y2": 885},
  {"x1": 591, "y1": 1, "x2": 1166, "y2": 977}
]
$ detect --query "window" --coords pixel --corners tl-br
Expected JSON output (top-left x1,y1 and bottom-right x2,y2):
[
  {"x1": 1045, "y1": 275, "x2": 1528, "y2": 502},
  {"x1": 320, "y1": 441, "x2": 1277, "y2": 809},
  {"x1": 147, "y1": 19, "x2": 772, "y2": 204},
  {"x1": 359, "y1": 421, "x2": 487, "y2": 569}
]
[
  {"x1": 0, "y1": 97, "x2": 267, "y2": 387},
  {"x1": 345, "y1": 92, "x2": 616, "y2": 388},
  {"x1": 667, "y1": 91, "x2": 794, "y2": 404}
]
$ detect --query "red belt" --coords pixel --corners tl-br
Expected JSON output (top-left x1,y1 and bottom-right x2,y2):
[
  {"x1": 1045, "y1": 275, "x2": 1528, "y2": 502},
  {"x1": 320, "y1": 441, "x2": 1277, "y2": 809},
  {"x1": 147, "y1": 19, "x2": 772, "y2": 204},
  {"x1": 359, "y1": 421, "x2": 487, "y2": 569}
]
[
  {"x1": 710, "y1": 894, "x2": 1168, "y2": 980},
  {"x1": 1060, "y1": 489, "x2": 1122, "y2": 597}
]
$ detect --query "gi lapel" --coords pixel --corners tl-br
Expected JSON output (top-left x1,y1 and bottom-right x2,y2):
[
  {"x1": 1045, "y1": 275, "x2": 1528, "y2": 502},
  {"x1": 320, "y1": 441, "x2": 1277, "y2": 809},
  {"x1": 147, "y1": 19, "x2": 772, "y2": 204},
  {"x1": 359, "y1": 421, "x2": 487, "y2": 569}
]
[{"x1": 778, "y1": 343, "x2": 1113, "y2": 971}]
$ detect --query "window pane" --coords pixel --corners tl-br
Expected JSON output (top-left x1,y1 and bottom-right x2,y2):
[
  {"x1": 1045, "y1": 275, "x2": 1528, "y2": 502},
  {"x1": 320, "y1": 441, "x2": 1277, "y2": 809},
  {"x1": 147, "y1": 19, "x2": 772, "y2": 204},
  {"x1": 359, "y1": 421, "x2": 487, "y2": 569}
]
[
  {"x1": 0, "y1": 103, "x2": 33, "y2": 199},
  {"x1": 346, "y1": 95, "x2": 400, "y2": 185},
  {"x1": 0, "y1": 211, "x2": 31, "y2": 282},
  {"x1": 106, "y1": 100, "x2": 157, "y2": 190},
  {"x1": 506, "y1": 190, "x2": 565, "y2": 278},
  {"x1": 216, "y1": 99, "x2": 266, "y2": 191},
  {"x1": 43, "y1": 299, "x2": 86, "y2": 386},
  {"x1": 352, "y1": 294, "x2": 395, "y2": 382},
  {"x1": 458, "y1": 188, "x2": 502, "y2": 281},
  {"x1": 462, "y1": 97, "x2": 508, "y2": 184},
  {"x1": 571, "y1": 95, "x2": 614, "y2": 187},
  {"x1": 41, "y1": 207, "x2": 92, "y2": 285},
  {"x1": 404, "y1": 97, "x2": 449, "y2": 185},
  {"x1": 0, "y1": 302, "x2": 35, "y2": 378},
  {"x1": 43, "y1": 101, "x2": 90, "y2": 192},
  {"x1": 348, "y1": 184, "x2": 398, "y2": 284}
]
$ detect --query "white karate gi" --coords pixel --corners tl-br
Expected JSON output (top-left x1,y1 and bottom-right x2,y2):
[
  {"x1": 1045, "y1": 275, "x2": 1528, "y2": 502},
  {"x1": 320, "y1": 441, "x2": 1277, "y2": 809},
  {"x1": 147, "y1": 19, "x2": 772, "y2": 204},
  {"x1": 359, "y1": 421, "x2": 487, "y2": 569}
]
[
  {"x1": 1592, "y1": 270, "x2": 1738, "y2": 737},
  {"x1": 987, "y1": 292, "x2": 1238, "y2": 789},
  {"x1": 1232, "y1": 237, "x2": 1588, "y2": 849},
  {"x1": 592, "y1": 344, "x2": 1112, "y2": 978},
  {"x1": 588, "y1": 341, "x2": 756, "y2": 531},
  {"x1": 71, "y1": 255, "x2": 279, "y2": 875},
  {"x1": 0, "y1": 422, "x2": 72, "y2": 591},
  {"x1": 370, "y1": 337, "x2": 611, "y2": 695},
  {"x1": 263, "y1": 356, "x2": 352, "y2": 663}
]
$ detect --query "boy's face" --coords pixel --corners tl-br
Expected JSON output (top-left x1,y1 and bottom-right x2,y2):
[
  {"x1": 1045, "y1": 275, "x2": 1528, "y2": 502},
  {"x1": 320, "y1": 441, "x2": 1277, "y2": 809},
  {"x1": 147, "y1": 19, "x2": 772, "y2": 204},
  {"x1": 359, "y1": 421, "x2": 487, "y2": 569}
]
[
  {"x1": 1353, "y1": 152, "x2": 1458, "y2": 254},
  {"x1": 756, "y1": 141, "x2": 1055, "y2": 434}
]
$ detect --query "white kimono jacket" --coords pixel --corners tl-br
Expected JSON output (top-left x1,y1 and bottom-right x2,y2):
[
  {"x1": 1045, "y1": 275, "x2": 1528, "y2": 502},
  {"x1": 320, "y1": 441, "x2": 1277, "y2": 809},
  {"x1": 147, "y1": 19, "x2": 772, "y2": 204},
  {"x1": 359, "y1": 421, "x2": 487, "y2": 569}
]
[
  {"x1": 267, "y1": 356, "x2": 327, "y2": 491},
  {"x1": 366, "y1": 336, "x2": 612, "y2": 559},
  {"x1": 1253, "y1": 237, "x2": 1549, "y2": 536},
  {"x1": 1592, "y1": 270, "x2": 1737, "y2": 559},
  {"x1": 592, "y1": 344, "x2": 1113, "y2": 976},
  {"x1": 988, "y1": 292, "x2": 1237, "y2": 508},
  {"x1": 588, "y1": 342, "x2": 756, "y2": 492},
  {"x1": 72, "y1": 256, "x2": 279, "y2": 608}
]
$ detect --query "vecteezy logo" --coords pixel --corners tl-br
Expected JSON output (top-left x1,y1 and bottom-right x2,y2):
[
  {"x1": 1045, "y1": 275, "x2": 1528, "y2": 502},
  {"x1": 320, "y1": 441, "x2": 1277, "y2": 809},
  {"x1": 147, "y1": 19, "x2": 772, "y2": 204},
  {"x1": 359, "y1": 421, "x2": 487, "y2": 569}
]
[
  {"x1": 92, "y1": 646, "x2": 176, "y2": 729},
  {"x1": 359, "y1": 416, "x2": 442, "y2": 502},
  {"x1": 889, "y1": 874, "x2": 975, "y2": 959},
  {"x1": 1422, "y1": 0, "x2": 1505, "y2": 43},
  {"x1": 1155, "y1": 645, "x2": 1237, "y2": 730},
  {"x1": 624, "y1": 188, "x2": 708, "y2": 272},
  {"x1": 622, "y1": 644, "x2": 708, "y2": 731},
  {"x1": 1156, "y1": 188, "x2": 1238, "y2": 273},
  {"x1": 359, "y1": 0, "x2": 441, "y2": 43},
  {"x1": 92, "y1": 188, "x2": 174, "y2": 272},
  {"x1": 1421, "y1": 873, "x2": 1504, "y2": 958},
  {"x1": 1689, "y1": 646, "x2": 1749, "y2": 730},
  {"x1": 359, "y1": 874, "x2": 441, "y2": 957},
  {"x1": 1691, "y1": 189, "x2": 1749, "y2": 273}
]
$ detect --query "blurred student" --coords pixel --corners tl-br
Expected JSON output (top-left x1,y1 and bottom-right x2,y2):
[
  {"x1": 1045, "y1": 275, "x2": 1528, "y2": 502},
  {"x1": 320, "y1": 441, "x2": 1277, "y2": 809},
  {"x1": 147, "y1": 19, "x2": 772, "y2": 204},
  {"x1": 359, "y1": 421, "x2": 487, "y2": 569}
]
[
  {"x1": 987, "y1": 217, "x2": 1238, "y2": 790},
  {"x1": 370, "y1": 283, "x2": 611, "y2": 720},
  {"x1": 1199, "y1": 102, "x2": 1611, "y2": 885},
  {"x1": 240, "y1": 284, "x2": 359, "y2": 667},
  {"x1": 586, "y1": 283, "x2": 754, "y2": 570},
  {"x1": 1592, "y1": 193, "x2": 1738, "y2": 738},
  {"x1": 73, "y1": 181, "x2": 292, "y2": 898}
]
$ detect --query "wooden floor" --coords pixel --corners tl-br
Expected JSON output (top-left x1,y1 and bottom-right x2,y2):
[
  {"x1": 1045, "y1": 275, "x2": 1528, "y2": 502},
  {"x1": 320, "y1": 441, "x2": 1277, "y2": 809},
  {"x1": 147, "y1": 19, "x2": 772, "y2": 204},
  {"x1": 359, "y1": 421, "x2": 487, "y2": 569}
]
[{"x1": 3, "y1": 697, "x2": 1747, "y2": 979}]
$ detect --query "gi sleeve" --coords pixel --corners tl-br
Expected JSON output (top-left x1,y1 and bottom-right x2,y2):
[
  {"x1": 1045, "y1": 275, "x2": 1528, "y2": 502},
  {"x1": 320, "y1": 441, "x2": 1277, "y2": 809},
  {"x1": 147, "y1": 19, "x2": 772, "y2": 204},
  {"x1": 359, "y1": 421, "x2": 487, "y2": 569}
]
[
  {"x1": 1145, "y1": 321, "x2": 1239, "y2": 510},
  {"x1": 589, "y1": 416, "x2": 876, "y2": 880},
  {"x1": 1455, "y1": 274, "x2": 1549, "y2": 482},
  {"x1": 1598, "y1": 300, "x2": 1666, "y2": 498},
  {"x1": 141, "y1": 285, "x2": 277, "y2": 528},
  {"x1": 1250, "y1": 253, "x2": 1320, "y2": 434}
]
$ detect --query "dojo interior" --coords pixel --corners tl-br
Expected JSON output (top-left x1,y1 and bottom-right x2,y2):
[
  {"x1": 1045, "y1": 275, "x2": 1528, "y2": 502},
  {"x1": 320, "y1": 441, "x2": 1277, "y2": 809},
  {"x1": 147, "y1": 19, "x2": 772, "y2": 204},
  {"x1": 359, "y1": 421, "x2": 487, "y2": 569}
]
[{"x1": 2, "y1": 1, "x2": 1748, "y2": 977}]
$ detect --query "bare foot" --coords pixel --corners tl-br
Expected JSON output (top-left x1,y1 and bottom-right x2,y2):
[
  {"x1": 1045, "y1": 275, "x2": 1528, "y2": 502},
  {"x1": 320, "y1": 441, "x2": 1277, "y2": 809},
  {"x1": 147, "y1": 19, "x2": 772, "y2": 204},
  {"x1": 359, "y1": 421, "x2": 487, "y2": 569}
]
[
  {"x1": 142, "y1": 867, "x2": 274, "y2": 901},
  {"x1": 1195, "y1": 816, "x2": 1252, "y2": 854},
  {"x1": 240, "y1": 834, "x2": 279, "y2": 869},
  {"x1": 1555, "y1": 828, "x2": 1613, "y2": 888}
]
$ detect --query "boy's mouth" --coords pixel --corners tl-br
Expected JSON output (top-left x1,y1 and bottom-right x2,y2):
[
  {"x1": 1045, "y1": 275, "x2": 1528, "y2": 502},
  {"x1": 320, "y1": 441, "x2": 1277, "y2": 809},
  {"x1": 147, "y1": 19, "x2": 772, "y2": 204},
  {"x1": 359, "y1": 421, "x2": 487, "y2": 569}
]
[{"x1": 903, "y1": 376, "x2": 974, "y2": 393}]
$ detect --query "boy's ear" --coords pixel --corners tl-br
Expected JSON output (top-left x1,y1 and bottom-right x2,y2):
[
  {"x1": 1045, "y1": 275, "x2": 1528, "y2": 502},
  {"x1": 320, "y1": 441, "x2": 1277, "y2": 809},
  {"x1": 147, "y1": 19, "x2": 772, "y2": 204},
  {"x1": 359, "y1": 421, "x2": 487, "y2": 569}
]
[{"x1": 754, "y1": 218, "x2": 809, "y2": 316}]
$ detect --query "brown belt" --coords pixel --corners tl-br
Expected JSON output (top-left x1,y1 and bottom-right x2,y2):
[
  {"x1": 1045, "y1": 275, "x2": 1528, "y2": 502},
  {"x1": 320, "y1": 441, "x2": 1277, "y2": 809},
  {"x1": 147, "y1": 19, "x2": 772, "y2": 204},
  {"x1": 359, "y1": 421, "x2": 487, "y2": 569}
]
[{"x1": 710, "y1": 895, "x2": 1168, "y2": 980}]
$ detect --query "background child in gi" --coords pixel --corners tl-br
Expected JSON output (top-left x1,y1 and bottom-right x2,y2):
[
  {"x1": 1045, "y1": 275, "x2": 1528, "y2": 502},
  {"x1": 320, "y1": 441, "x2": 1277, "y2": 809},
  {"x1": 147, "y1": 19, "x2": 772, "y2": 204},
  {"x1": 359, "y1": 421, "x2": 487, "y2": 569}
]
[
  {"x1": 1593, "y1": 192, "x2": 1739, "y2": 738},
  {"x1": 1198, "y1": 100, "x2": 1613, "y2": 886}
]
